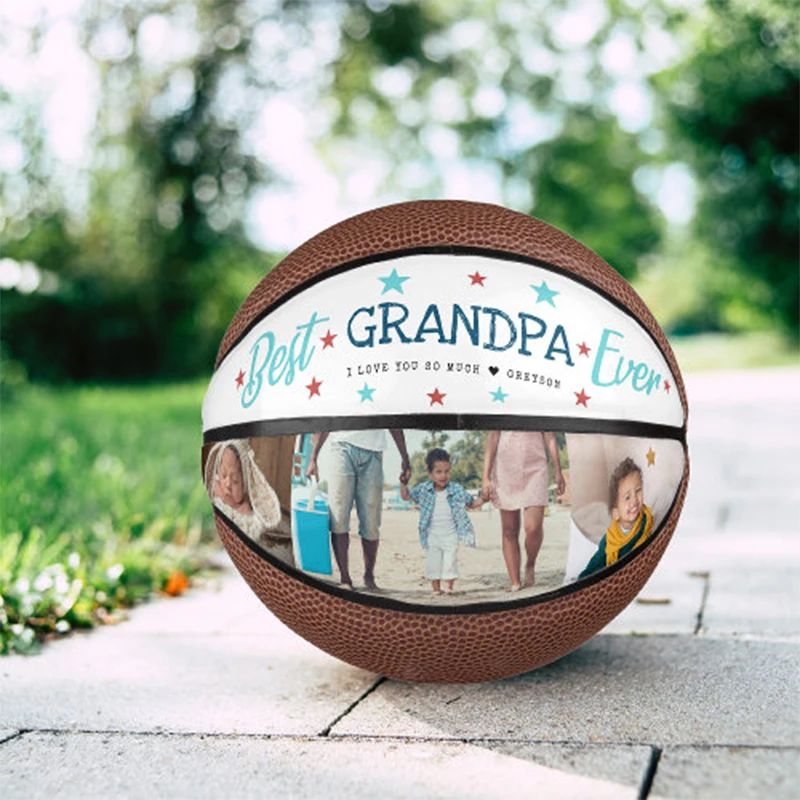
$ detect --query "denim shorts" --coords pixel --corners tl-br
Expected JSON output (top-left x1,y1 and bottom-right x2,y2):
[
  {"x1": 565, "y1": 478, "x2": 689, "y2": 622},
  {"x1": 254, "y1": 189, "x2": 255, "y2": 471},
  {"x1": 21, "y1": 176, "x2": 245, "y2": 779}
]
[{"x1": 327, "y1": 441, "x2": 383, "y2": 540}]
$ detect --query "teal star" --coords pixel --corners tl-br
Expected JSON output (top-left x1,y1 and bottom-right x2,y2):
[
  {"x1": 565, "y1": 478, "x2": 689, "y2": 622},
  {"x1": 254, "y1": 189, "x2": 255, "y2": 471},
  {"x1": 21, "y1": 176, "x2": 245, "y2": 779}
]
[
  {"x1": 357, "y1": 382, "x2": 376, "y2": 402},
  {"x1": 490, "y1": 386, "x2": 509, "y2": 403},
  {"x1": 379, "y1": 268, "x2": 410, "y2": 295},
  {"x1": 531, "y1": 280, "x2": 559, "y2": 307}
]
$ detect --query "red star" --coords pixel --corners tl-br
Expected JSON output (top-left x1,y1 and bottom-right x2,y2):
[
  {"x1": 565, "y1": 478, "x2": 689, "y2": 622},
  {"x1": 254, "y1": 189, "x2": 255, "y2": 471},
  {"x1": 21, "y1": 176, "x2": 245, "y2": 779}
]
[
  {"x1": 664, "y1": 380, "x2": 671, "y2": 393},
  {"x1": 320, "y1": 330, "x2": 337, "y2": 349},
  {"x1": 427, "y1": 387, "x2": 446, "y2": 406},
  {"x1": 574, "y1": 388, "x2": 591, "y2": 407},
  {"x1": 577, "y1": 341, "x2": 591, "y2": 357},
  {"x1": 306, "y1": 377, "x2": 322, "y2": 398},
  {"x1": 235, "y1": 369, "x2": 245, "y2": 389},
  {"x1": 468, "y1": 271, "x2": 486, "y2": 286}
]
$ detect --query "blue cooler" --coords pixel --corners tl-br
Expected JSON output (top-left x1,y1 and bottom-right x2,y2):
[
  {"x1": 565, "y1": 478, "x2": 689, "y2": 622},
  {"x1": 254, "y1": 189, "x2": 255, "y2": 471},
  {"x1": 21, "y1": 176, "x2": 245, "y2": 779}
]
[{"x1": 291, "y1": 490, "x2": 332, "y2": 575}]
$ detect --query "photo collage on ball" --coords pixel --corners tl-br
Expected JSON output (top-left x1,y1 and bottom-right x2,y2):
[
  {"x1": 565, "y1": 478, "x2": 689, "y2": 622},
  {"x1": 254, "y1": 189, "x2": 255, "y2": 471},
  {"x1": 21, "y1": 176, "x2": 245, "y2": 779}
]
[{"x1": 203, "y1": 428, "x2": 685, "y2": 606}]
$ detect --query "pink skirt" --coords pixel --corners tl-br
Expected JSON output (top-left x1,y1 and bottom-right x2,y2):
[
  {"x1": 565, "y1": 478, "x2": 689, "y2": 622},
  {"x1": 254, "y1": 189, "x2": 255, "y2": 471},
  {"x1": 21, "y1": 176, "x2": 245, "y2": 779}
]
[{"x1": 491, "y1": 431, "x2": 549, "y2": 510}]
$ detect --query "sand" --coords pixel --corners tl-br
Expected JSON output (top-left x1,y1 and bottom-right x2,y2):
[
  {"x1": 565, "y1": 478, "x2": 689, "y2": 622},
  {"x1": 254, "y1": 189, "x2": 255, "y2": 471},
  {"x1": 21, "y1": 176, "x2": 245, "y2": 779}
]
[{"x1": 304, "y1": 504, "x2": 573, "y2": 606}]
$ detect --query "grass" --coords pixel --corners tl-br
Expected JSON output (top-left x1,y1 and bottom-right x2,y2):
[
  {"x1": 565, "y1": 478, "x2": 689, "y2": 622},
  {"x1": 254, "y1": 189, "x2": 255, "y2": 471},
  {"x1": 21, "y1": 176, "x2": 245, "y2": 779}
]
[
  {"x1": 668, "y1": 331, "x2": 799, "y2": 373},
  {"x1": 0, "y1": 381, "x2": 215, "y2": 654}
]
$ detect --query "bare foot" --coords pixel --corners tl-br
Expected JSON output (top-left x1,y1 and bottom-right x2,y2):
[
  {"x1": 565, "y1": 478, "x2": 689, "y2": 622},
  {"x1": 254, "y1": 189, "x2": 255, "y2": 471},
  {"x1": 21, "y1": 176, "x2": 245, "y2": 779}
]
[
  {"x1": 340, "y1": 574, "x2": 354, "y2": 591},
  {"x1": 523, "y1": 564, "x2": 536, "y2": 587},
  {"x1": 363, "y1": 573, "x2": 379, "y2": 591},
  {"x1": 432, "y1": 589, "x2": 443, "y2": 596},
  {"x1": 507, "y1": 583, "x2": 522, "y2": 593}
]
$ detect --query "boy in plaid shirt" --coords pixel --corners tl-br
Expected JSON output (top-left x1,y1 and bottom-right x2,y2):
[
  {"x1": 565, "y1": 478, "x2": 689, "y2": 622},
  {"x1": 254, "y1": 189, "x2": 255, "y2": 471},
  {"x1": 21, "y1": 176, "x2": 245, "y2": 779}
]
[{"x1": 400, "y1": 448, "x2": 480, "y2": 595}]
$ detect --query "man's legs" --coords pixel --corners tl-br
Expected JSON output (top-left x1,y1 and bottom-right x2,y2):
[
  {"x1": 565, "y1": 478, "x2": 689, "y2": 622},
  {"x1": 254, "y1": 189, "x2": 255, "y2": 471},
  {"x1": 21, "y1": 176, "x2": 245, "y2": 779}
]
[
  {"x1": 361, "y1": 539, "x2": 379, "y2": 591},
  {"x1": 327, "y1": 442, "x2": 357, "y2": 588},
  {"x1": 354, "y1": 448, "x2": 384, "y2": 590},
  {"x1": 330, "y1": 533, "x2": 352, "y2": 589}
]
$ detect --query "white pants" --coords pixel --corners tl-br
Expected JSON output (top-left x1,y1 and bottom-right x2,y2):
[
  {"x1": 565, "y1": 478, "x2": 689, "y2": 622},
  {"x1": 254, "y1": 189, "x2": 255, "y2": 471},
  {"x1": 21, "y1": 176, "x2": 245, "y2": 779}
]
[{"x1": 425, "y1": 528, "x2": 459, "y2": 580}]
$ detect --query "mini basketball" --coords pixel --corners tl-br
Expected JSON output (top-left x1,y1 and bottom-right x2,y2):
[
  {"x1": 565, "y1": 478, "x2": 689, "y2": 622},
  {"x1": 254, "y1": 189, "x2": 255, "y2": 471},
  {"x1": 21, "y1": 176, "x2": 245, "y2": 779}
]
[{"x1": 202, "y1": 200, "x2": 689, "y2": 683}]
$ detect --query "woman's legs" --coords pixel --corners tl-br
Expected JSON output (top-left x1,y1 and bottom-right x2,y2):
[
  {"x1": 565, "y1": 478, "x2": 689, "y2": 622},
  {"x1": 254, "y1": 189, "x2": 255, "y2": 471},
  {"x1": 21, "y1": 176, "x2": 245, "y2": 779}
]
[
  {"x1": 500, "y1": 509, "x2": 522, "y2": 588},
  {"x1": 522, "y1": 505, "x2": 545, "y2": 586}
]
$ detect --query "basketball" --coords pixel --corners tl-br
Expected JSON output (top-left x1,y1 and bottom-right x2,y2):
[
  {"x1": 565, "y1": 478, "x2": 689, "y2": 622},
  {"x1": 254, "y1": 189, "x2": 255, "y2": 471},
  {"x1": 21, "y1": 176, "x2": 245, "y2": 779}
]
[{"x1": 202, "y1": 200, "x2": 688, "y2": 683}]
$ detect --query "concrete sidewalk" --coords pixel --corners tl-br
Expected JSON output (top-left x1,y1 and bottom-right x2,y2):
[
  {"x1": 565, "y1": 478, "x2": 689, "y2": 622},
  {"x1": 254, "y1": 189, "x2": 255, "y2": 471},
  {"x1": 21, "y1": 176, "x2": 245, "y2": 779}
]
[{"x1": 2, "y1": 368, "x2": 799, "y2": 799}]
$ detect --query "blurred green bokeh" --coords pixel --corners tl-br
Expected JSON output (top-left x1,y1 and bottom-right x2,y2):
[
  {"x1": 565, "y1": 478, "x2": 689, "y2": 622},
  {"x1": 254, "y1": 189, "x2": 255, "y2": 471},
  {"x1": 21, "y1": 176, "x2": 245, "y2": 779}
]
[{"x1": 0, "y1": 0, "x2": 796, "y2": 385}]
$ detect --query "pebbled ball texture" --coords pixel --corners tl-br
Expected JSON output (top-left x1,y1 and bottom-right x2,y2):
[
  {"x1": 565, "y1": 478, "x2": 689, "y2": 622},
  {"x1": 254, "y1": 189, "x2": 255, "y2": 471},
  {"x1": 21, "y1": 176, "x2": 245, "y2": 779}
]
[{"x1": 210, "y1": 200, "x2": 689, "y2": 683}]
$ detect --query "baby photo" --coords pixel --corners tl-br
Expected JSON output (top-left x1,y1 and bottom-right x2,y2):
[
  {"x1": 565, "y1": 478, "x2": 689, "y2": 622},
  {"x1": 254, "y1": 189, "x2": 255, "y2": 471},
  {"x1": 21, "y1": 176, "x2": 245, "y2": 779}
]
[
  {"x1": 563, "y1": 434, "x2": 686, "y2": 584},
  {"x1": 204, "y1": 438, "x2": 294, "y2": 564}
]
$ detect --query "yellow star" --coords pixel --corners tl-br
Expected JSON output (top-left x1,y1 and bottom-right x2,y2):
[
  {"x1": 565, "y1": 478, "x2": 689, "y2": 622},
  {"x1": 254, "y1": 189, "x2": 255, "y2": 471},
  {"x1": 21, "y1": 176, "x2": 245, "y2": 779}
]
[{"x1": 646, "y1": 447, "x2": 656, "y2": 467}]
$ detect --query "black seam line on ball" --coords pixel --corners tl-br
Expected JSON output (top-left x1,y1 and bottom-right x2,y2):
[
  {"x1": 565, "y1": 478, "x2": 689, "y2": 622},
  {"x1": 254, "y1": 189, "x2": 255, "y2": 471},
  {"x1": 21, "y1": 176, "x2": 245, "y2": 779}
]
[
  {"x1": 203, "y1": 415, "x2": 686, "y2": 446},
  {"x1": 213, "y1": 471, "x2": 686, "y2": 617},
  {"x1": 214, "y1": 245, "x2": 682, "y2": 384}
]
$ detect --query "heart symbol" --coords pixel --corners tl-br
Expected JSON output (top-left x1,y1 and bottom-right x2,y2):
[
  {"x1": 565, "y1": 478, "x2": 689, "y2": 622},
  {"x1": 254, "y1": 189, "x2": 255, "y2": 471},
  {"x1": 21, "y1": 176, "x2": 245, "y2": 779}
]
[{"x1": 489, "y1": 366, "x2": 499, "y2": 376}]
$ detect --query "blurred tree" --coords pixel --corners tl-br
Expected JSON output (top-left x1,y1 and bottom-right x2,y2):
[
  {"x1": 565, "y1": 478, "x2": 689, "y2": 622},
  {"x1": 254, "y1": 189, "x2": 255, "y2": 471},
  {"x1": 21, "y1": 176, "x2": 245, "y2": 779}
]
[
  {"x1": 2, "y1": 0, "x2": 288, "y2": 379},
  {"x1": 329, "y1": 0, "x2": 666, "y2": 278},
  {"x1": 654, "y1": 0, "x2": 799, "y2": 335},
  {"x1": 3, "y1": 0, "x2": 796, "y2": 384},
  {"x1": 522, "y1": 111, "x2": 661, "y2": 273},
  {"x1": 448, "y1": 429, "x2": 487, "y2": 490},
  {"x1": 407, "y1": 430, "x2": 486, "y2": 490}
]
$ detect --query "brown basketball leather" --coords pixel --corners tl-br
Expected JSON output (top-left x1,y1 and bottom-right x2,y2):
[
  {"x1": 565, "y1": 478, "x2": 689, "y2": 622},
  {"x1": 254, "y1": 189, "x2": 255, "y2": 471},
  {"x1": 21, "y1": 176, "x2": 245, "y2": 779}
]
[{"x1": 209, "y1": 200, "x2": 689, "y2": 683}]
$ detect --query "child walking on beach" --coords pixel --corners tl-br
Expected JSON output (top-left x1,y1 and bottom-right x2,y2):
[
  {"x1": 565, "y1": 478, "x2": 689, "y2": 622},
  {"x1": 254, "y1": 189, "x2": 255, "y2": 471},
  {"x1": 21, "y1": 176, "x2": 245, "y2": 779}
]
[
  {"x1": 400, "y1": 448, "x2": 479, "y2": 595},
  {"x1": 579, "y1": 457, "x2": 654, "y2": 579}
]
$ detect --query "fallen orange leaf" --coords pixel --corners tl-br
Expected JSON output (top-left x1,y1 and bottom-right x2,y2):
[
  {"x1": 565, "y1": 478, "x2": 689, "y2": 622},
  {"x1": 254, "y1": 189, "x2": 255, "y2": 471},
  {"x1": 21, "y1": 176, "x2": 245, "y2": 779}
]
[{"x1": 164, "y1": 570, "x2": 189, "y2": 596}]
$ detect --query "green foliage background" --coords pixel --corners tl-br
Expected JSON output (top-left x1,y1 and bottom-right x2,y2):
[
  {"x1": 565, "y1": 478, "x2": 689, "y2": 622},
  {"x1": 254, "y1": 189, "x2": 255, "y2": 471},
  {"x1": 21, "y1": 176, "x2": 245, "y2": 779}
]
[{"x1": 1, "y1": 0, "x2": 797, "y2": 386}]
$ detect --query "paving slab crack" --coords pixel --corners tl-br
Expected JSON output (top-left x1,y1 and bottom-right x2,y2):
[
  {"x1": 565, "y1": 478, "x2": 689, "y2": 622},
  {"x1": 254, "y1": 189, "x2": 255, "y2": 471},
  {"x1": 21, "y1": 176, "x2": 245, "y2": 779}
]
[
  {"x1": 7, "y1": 731, "x2": 798, "y2": 750},
  {"x1": 688, "y1": 570, "x2": 711, "y2": 634},
  {"x1": 0, "y1": 730, "x2": 23, "y2": 747},
  {"x1": 637, "y1": 745, "x2": 662, "y2": 799},
  {"x1": 318, "y1": 676, "x2": 387, "y2": 737}
]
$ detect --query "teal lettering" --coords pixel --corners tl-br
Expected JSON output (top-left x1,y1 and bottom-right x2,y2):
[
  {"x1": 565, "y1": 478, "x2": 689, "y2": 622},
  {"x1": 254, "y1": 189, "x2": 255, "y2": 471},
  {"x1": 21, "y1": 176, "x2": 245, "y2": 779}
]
[
  {"x1": 268, "y1": 344, "x2": 288, "y2": 385},
  {"x1": 544, "y1": 324, "x2": 574, "y2": 365},
  {"x1": 518, "y1": 313, "x2": 546, "y2": 356},
  {"x1": 414, "y1": 304, "x2": 447, "y2": 343},
  {"x1": 645, "y1": 371, "x2": 662, "y2": 393},
  {"x1": 241, "y1": 311, "x2": 329, "y2": 408},
  {"x1": 592, "y1": 328, "x2": 662, "y2": 395},
  {"x1": 615, "y1": 358, "x2": 635, "y2": 385},
  {"x1": 379, "y1": 302, "x2": 412, "y2": 344},
  {"x1": 631, "y1": 361, "x2": 651, "y2": 392},
  {"x1": 482, "y1": 307, "x2": 517, "y2": 352},
  {"x1": 591, "y1": 328, "x2": 624, "y2": 387},
  {"x1": 291, "y1": 311, "x2": 328, "y2": 376},
  {"x1": 347, "y1": 306, "x2": 376, "y2": 348},
  {"x1": 242, "y1": 331, "x2": 274, "y2": 408},
  {"x1": 448, "y1": 304, "x2": 481, "y2": 346}
]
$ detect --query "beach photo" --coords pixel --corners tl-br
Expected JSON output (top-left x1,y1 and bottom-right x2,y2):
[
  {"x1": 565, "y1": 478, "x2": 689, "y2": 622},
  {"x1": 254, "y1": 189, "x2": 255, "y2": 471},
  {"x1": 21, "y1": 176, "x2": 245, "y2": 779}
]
[{"x1": 292, "y1": 428, "x2": 572, "y2": 605}]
